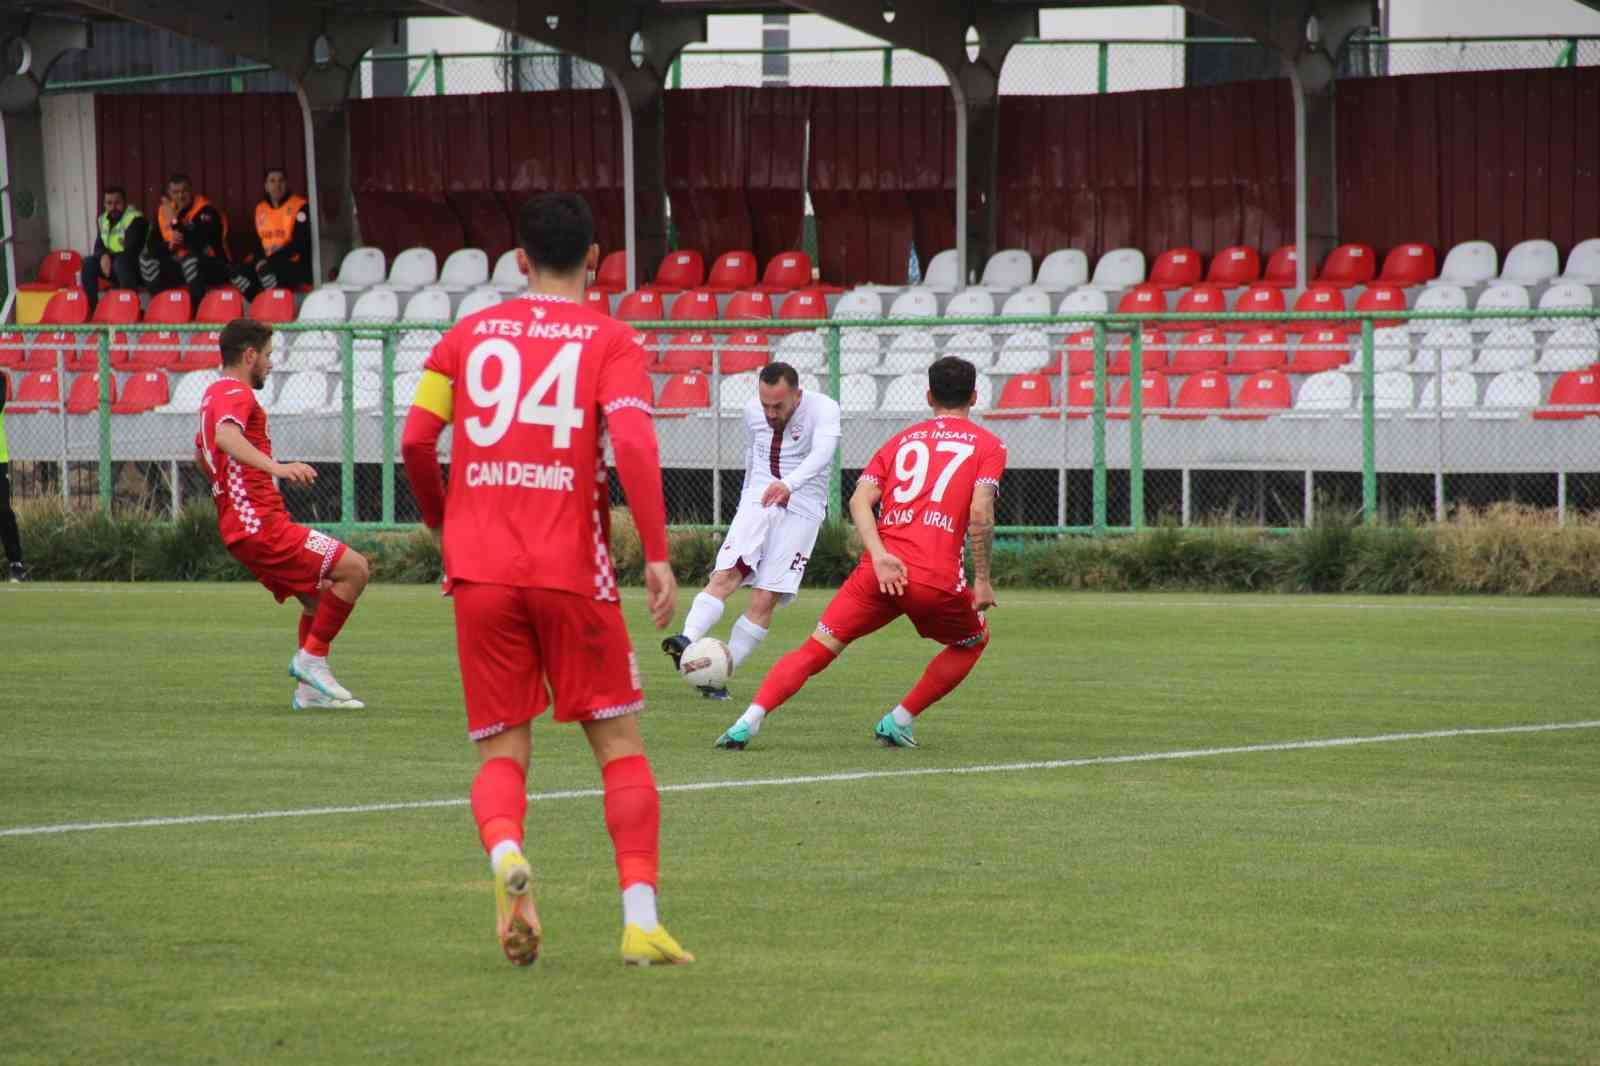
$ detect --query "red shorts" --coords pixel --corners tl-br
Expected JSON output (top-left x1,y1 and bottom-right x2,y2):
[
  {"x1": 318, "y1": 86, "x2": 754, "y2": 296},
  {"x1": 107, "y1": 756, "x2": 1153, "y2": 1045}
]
[
  {"x1": 816, "y1": 560, "x2": 988, "y2": 648},
  {"x1": 227, "y1": 521, "x2": 347, "y2": 604},
  {"x1": 451, "y1": 581, "x2": 645, "y2": 741}
]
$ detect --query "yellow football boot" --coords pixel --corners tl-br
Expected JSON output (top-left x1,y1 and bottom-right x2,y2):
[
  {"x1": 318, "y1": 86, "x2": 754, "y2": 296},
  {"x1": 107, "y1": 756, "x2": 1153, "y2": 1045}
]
[
  {"x1": 493, "y1": 848, "x2": 541, "y2": 966},
  {"x1": 620, "y1": 924, "x2": 696, "y2": 967}
]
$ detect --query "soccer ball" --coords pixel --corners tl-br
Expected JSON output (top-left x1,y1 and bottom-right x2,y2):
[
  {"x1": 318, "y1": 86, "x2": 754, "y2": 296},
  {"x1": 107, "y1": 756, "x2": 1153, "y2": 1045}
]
[{"x1": 679, "y1": 637, "x2": 733, "y2": 688}]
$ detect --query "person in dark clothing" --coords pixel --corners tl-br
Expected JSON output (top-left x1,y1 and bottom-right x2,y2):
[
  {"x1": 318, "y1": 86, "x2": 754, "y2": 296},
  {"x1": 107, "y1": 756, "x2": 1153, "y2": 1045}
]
[
  {"x1": 138, "y1": 173, "x2": 241, "y2": 305},
  {"x1": 79, "y1": 185, "x2": 149, "y2": 313},
  {"x1": 0, "y1": 371, "x2": 25, "y2": 582},
  {"x1": 244, "y1": 168, "x2": 313, "y2": 293}
]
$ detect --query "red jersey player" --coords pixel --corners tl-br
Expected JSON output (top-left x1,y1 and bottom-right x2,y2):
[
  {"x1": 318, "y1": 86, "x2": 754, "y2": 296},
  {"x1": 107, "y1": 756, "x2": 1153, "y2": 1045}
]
[
  {"x1": 715, "y1": 355, "x2": 1004, "y2": 750},
  {"x1": 401, "y1": 193, "x2": 693, "y2": 968},
  {"x1": 195, "y1": 318, "x2": 371, "y2": 710}
]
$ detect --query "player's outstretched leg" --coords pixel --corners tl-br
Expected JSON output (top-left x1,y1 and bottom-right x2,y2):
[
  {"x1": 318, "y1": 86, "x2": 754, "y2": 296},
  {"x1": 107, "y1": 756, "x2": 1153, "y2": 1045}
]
[
  {"x1": 288, "y1": 545, "x2": 370, "y2": 705},
  {"x1": 470, "y1": 735, "x2": 540, "y2": 965},
  {"x1": 663, "y1": 570, "x2": 740, "y2": 699},
  {"x1": 875, "y1": 631, "x2": 989, "y2": 748},
  {"x1": 716, "y1": 634, "x2": 839, "y2": 749}
]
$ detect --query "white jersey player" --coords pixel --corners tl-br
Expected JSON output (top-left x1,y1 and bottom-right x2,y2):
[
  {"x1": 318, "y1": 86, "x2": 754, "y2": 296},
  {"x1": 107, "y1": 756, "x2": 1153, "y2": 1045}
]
[{"x1": 663, "y1": 361, "x2": 842, "y2": 698}]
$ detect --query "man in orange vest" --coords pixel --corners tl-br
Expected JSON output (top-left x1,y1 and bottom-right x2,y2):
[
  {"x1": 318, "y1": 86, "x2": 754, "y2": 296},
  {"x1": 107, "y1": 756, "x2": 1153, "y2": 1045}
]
[
  {"x1": 245, "y1": 167, "x2": 313, "y2": 293},
  {"x1": 139, "y1": 172, "x2": 240, "y2": 305}
]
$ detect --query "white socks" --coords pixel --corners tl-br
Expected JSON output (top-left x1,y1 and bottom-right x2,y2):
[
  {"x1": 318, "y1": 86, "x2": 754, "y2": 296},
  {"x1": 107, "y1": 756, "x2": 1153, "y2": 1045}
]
[
  {"x1": 489, "y1": 839, "x2": 522, "y2": 872},
  {"x1": 891, "y1": 706, "x2": 914, "y2": 727},
  {"x1": 728, "y1": 615, "x2": 768, "y2": 668},
  {"x1": 737, "y1": 705, "x2": 768, "y2": 736},
  {"x1": 622, "y1": 883, "x2": 659, "y2": 930},
  {"x1": 682, "y1": 592, "x2": 725, "y2": 642}
]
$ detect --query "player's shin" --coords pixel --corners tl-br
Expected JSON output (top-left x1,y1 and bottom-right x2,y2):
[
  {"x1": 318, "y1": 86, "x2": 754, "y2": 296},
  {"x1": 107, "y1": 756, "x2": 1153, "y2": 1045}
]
[
  {"x1": 900, "y1": 632, "x2": 989, "y2": 717},
  {"x1": 752, "y1": 637, "x2": 838, "y2": 717},
  {"x1": 601, "y1": 754, "x2": 661, "y2": 928},
  {"x1": 728, "y1": 615, "x2": 768, "y2": 668},
  {"x1": 471, "y1": 757, "x2": 529, "y2": 862},
  {"x1": 682, "y1": 592, "x2": 725, "y2": 642},
  {"x1": 297, "y1": 612, "x2": 314, "y2": 649},
  {"x1": 302, "y1": 589, "x2": 355, "y2": 657}
]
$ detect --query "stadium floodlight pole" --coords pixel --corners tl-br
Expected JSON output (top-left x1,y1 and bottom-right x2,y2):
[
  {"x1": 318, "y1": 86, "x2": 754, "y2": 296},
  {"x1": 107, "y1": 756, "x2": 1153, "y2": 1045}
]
[
  {"x1": 97, "y1": 329, "x2": 112, "y2": 514},
  {"x1": 381, "y1": 329, "x2": 397, "y2": 525},
  {"x1": 1360, "y1": 317, "x2": 1377, "y2": 525},
  {"x1": 1129, "y1": 327, "x2": 1144, "y2": 530},
  {"x1": 1091, "y1": 322, "x2": 1107, "y2": 535},
  {"x1": 340, "y1": 331, "x2": 356, "y2": 525}
]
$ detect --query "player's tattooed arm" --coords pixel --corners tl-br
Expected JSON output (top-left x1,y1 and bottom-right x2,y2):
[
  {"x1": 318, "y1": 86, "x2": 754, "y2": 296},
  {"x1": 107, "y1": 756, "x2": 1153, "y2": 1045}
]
[{"x1": 968, "y1": 483, "x2": 997, "y2": 608}]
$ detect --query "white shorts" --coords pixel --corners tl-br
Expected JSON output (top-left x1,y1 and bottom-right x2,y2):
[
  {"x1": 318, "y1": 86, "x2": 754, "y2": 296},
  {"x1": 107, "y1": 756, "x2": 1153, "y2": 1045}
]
[{"x1": 715, "y1": 502, "x2": 823, "y2": 605}]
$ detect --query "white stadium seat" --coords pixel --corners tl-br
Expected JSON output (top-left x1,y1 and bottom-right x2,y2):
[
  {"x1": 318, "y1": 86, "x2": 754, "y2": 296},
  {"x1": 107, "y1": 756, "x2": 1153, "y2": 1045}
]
[
  {"x1": 160, "y1": 370, "x2": 220, "y2": 414},
  {"x1": 775, "y1": 331, "x2": 824, "y2": 371},
  {"x1": 1474, "y1": 326, "x2": 1537, "y2": 372},
  {"x1": 1473, "y1": 282, "x2": 1531, "y2": 333},
  {"x1": 437, "y1": 248, "x2": 489, "y2": 293},
  {"x1": 297, "y1": 286, "x2": 347, "y2": 323},
  {"x1": 880, "y1": 373, "x2": 928, "y2": 412},
  {"x1": 1558, "y1": 237, "x2": 1600, "y2": 285},
  {"x1": 1293, "y1": 371, "x2": 1352, "y2": 412},
  {"x1": 382, "y1": 247, "x2": 439, "y2": 292},
  {"x1": 329, "y1": 246, "x2": 386, "y2": 292},
  {"x1": 1035, "y1": 249, "x2": 1089, "y2": 293},
  {"x1": 456, "y1": 287, "x2": 503, "y2": 320},
  {"x1": 888, "y1": 288, "x2": 939, "y2": 319},
  {"x1": 1409, "y1": 325, "x2": 1474, "y2": 372},
  {"x1": 1474, "y1": 370, "x2": 1541, "y2": 419},
  {"x1": 285, "y1": 330, "x2": 339, "y2": 372},
  {"x1": 402, "y1": 286, "x2": 452, "y2": 323},
  {"x1": 884, "y1": 329, "x2": 938, "y2": 372},
  {"x1": 942, "y1": 329, "x2": 995, "y2": 370},
  {"x1": 1057, "y1": 287, "x2": 1108, "y2": 331},
  {"x1": 920, "y1": 249, "x2": 960, "y2": 293},
  {"x1": 944, "y1": 288, "x2": 996, "y2": 320},
  {"x1": 268, "y1": 371, "x2": 329, "y2": 414},
  {"x1": 349, "y1": 287, "x2": 399, "y2": 323},
  {"x1": 1536, "y1": 324, "x2": 1600, "y2": 372},
  {"x1": 1373, "y1": 370, "x2": 1414, "y2": 411},
  {"x1": 721, "y1": 374, "x2": 758, "y2": 411},
  {"x1": 1000, "y1": 287, "x2": 1052, "y2": 326},
  {"x1": 833, "y1": 289, "x2": 883, "y2": 321},
  {"x1": 1412, "y1": 371, "x2": 1478, "y2": 415},
  {"x1": 323, "y1": 371, "x2": 383, "y2": 414},
  {"x1": 392, "y1": 371, "x2": 424, "y2": 410},
  {"x1": 798, "y1": 374, "x2": 822, "y2": 395},
  {"x1": 979, "y1": 249, "x2": 1033, "y2": 291},
  {"x1": 837, "y1": 331, "x2": 881, "y2": 374},
  {"x1": 1436, "y1": 240, "x2": 1498, "y2": 288},
  {"x1": 1371, "y1": 326, "x2": 1413, "y2": 371},
  {"x1": 1087, "y1": 247, "x2": 1146, "y2": 291},
  {"x1": 1536, "y1": 281, "x2": 1595, "y2": 329},
  {"x1": 839, "y1": 373, "x2": 879, "y2": 412},
  {"x1": 1409, "y1": 283, "x2": 1468, "y2": 334},
  {"x1": 490, "y1": 250, "x2": 524, "y2": 292},
  {"x1": 994, "y1": 330, "x2": 1051, "y2": 374},
  {"x1": 1498, "y1": 238, "x2": 1559, "y2": 286}
]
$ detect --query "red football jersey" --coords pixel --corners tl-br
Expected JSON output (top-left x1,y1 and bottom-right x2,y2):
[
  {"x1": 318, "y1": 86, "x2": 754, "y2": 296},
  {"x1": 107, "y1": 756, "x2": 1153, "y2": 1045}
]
[
  {"x1": 423, "y1": 293, "x2": 655, "y2": 600},
  {"x1": 197, "y1": 377, "x2": 285, "y2": 545},
  {"x1": 859, "y1": 416, "x2": 1007, "y2": 593}
]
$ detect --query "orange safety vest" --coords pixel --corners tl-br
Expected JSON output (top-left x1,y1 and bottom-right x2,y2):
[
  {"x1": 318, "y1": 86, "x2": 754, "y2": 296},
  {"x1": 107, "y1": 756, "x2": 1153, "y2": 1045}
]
[
  {"x1": 255, "y1": 194, "x2": 308, "y2": 257},
  {"x1": 157, "y1": 194, "x2": 229, "y2": 257}
]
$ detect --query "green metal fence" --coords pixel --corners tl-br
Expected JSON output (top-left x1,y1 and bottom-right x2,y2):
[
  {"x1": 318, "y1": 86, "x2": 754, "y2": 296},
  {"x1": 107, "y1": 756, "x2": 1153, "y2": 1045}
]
[{"x1": 4, "y1": 306, "x2": 1597, "y2": 535}]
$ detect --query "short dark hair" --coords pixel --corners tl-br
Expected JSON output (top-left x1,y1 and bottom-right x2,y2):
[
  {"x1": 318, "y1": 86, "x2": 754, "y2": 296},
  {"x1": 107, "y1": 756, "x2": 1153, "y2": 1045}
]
[
  {"x1": 928, "y1": 355, "x2": 977, "y2": 408},
  {"x1": 517, "y1": 192, "x2": 594, "y2": 274},
  {"x1": 263, "y1": 167, "x2": 287, "y2": 180},
  {"x1": 103, "y1": 186, "x2": 126, "y2": 199},
  {"x1": 219, "y1": 318, "x2": 273, "y2": 366},
  {"x1": 759, "y1": 362, "x2": 799, "y2": 389},
  {"x1": 167, "y1": 173, "x2": 192, "y2": 189}
]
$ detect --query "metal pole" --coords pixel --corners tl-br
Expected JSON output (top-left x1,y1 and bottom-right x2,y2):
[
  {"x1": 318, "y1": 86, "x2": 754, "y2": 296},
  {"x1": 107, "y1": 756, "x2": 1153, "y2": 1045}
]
[
  {"x1": 1129, "y1": 329, "x2": 1144, "y2": 529},
  {"x1": 1360, "y1": 318, "x2": 1377, "y2": 524},
  {"x1": 883, "y1": 47, "x2": 893, "y2": 87},
  {"x1": 340, "y1": 331, "x2": 356, "y2": 524},
  {"x1": 171, "y1": 459, "x2": 181, "y2": 519},
  {"x1": 97, "y1": 330, "x2": 112, "y2": 513},
  {"x1": 56, "y1": 347, "x2": 67, "y2": 502},
  {"x1": 1182, "y1": 467, "x2": 1191, "y2": 526},
  {"x1": 1097, "y1": 41, "x2": 1110, "y2": 94},
  {"x1": 1057, "y1": 356, "x2": 1068, "y2": 529},
  {"x1": 1557, "y1": 469, "x2": 1567, "y2": 526},
  {"x1": 826, "y1": 324, "x2": 842, "y2": 515},
  {"x1": 1304, "y1": 469, "x2": 1314, "y2": 527},
  {"x1": 672, "y1": 53, "x2": 683, "y2": 90},
  {"x1": 1092, "y1": 322, "x2": 1107, "y2": 534},
  {"x1": 1434, "y1": 362, "x2": 1445, "y2": 523},
  {"x1": 432, "y1": 50, "x2": 445, "y2": 96},
  {"x1": 711, "y1": 343, "x2": 722, "y2": 526},
  {"x1": 381, "y1": 330, "x2": 396, "y2": 524}
]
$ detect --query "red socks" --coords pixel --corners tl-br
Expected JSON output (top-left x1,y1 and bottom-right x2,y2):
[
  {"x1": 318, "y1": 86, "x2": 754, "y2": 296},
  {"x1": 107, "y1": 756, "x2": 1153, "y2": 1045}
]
[
  {"x1": 601, "y1": 754, "x2": 660, "y2": 890},
  {"x1": 302, "y1": 591, "x2": 356, "y2": 657},
  {"x1": 752, "y1": 637, "x2": 838, "y2": 714},
  {"x1": 901, "y1": 632, "x2": 989, "y2": 716},
  {"x1": 297, "y1": 613, "x2": 313, "y2": 648},
  {"x1": 471, "y1": 757, "x2": 528, "y2": 853}
]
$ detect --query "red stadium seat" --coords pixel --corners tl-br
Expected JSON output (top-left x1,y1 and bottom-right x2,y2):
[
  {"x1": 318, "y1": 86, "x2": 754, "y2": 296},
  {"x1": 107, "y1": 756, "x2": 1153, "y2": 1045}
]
[
  {"x1": 1355, "y1": 283, "x2": 1407, "y2": 329},
  {"x1": 724, "y1": 290, "x2": 775, "y2": 322},
  {"x1": 1168, "y1": 330, "x2": 1228, "y2": 373},
  {"x1": 1228, "y1": 328, "x2": 1289, "y2": 375},
  {"x1": 778, "y1": 289, "x2": 828, "y2": 324},
  {"x1": 1163, "y1": 370, "x2": 1231, "y2": 420},
  {"x1": 1040, "y1": 330, "x2": 1097, "y2": 377},
  {"x1": 1233, "y1": 283, "x2": 1287, "y2": 326},
  {"x1": 983, "y1": 374, "x2": 1054, "y2": 420},
  {"x1": 752, "y1": 251, "x2": 814, "y2": 294},
  {"x1": 9, "y1": 370, "x2": 63, "y2": 413},
  {"x1": 1108, "y1": 371, "x2": 1171, "y2": 419},
  {"x1": 1377, "y1": 242, "x2": 1437, "y2": 287},
  {"x1": 20, "y1": 250, "x2": 82, "y2": 292},
  {"x1": 41, "y1": 288, "x2": 91, "y2": 325},
  {"x1": 1286, "y1": 285, "x2": 1345, "y2": 334},
  {"x1": 1115, "y1": 283, "x2": 1166, "y2": 319},
  {"x1": 1223, "y1": 369, "x2": 1292, "y2": 419},
  {"x1": 1317, "y1": 243, "x2": 1377, "y2": 289},
  {"x1": 66, "y1": 371, "x2": 116, "y2": 415},
  {"x1": 1064, "y1": 372, "x2": 1100, "y2": 419},
  {"x1": 1205, "y1": 246, "x2": 1262, "y2": 290},
  {"x1": 592, "y1": 251, "x2": 628, "y2": 294},
  {"x1": 1174, "y1": 285, "x2": 1226, "y2": 329},
  {"x1": 1109, "y1": 329, "x2": 1170, "y2": 375},
  {"x1": 704, "y1": 250, "x2": 758, "y2": 294},
  {"x1": 651, "y1": 331, "x2": 715, "y2": 374},
  {"x1": 177, "y1": 331, "x2": 222, "y2": 371},
  {"x1": 1532, "y1": 369, "x2": 1600, "y2": 420},
  {"x1": 67, "y1": 331, "x2": 132, "y2": 372},
  {"x1": 615, "y1": 290, "x2": 665, "y2": 324},
  {"x1": 1261, "y1": 245, "x2": 1299, "y2": 288},
  {"x1": 644, "y1": 250, "x2": 705, "y2": 293},
  {"x1": 122, "y1": 331, "x2": 183, "y2": 371},
  {"x1": 668, "y1": 289, "x2": 719, "y2": 323},
  {"x1": 583, "y1": 289, "x2": 612, "y2": 316},
  {"x1": 112, "y1": 370, "x2": 172, "y2": 414},
  {"x1": 717, "y1": 331, "x2": 771, "y2": 374},
  {"x1": 248, "y1": 288, "x2": 296, "y2": 324},
  {"x1": 655, "y1": 372, "x2": 710, "y2": 415},
  {"x1": 1148, "y1": 247, "x2": 1203, "y2": 291},
  {"x1": 1286, "y1": 329, "x2": 1353, "y2": 373},
  {"x1": 144, "y1": 289, "x2": 194, "y2": 325},
  {"x1": 12, "y1": 331, "x2": 73, "y2": 372},
  {"x1": 0, "y1": 332, "x2": 27, "y2": 369}
]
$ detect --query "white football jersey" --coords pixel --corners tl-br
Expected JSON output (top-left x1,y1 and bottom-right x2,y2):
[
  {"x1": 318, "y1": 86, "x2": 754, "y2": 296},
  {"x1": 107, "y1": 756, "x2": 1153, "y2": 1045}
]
[{"x1": 738, "y1": 388, "x2": 843, "y2": 521}]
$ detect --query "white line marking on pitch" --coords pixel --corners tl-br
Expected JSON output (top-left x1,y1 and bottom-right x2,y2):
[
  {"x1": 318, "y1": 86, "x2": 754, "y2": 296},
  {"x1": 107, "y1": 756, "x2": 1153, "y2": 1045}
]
[
  {"x1": 3, "y1": 720, "x2": 1596, "y2": 840},
  {"x1": 1017, "y1": 597, "x2": 1600, "y2": 615}
]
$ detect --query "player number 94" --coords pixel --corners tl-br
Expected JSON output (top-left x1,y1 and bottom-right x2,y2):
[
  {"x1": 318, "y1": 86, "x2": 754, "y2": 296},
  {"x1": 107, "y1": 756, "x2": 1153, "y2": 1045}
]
[{"x1": 463, "y1": 338, "x2": 586, "y2": 449}]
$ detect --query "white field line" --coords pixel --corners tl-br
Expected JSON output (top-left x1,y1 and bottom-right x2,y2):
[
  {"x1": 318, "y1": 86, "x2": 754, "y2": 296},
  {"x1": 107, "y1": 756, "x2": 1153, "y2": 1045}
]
[
  {"x1": 3, "y1": 720, "x2": 1597, "y2": 840},
  {"x1": 1002, "y1": 596, "x2": 1600, "y2": 615}
]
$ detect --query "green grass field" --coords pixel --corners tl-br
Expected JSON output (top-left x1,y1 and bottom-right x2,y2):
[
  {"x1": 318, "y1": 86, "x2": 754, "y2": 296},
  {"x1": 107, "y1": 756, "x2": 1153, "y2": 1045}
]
[{"x1": 2, "y1": 583, "x2": 1597, "y2": 1066}]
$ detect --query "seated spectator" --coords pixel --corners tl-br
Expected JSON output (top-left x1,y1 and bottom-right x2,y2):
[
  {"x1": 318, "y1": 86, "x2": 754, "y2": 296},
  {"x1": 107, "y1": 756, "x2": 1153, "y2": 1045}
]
[
  {"x1": 80, "y1": 185, "x2": 149, "y2": 312},
  {"x1": 244, "y1": 167, "x2": 312, "y2": 292},
  {"x1": 139, "y1": 172, "x2": 245, "y2": 305}
]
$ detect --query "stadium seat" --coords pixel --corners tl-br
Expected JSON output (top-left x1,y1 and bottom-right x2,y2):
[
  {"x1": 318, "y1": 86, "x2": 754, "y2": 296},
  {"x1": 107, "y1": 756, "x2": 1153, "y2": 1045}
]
[
  {"x1": 323, "y1": 370, "x2": 383, "y2": 414},
  {"x1": 1473, "y1": 282, "x2": 1531, "y2": 333},
  {"x1": 329, "y1": 247, "x2": 387, "y2": 292},
  {"x1": 1229, "y1": 328, "x2": 1289, "y2": 375},
  {"x1": 885, "y1": 330, "x2": 938, "y2": 372},
  {"x1": 456, "y1": 288, "x2": 503, "y2": 321},
  {"x1": 269, "y1": 371, "x2": 329, "y2": 414},
  {"x1": 944, "y1": 330, "x2": 995, "y2": 371},
  {"x1": 23, "y1": 332, "x2": 76, "y2": 373},
  {"x1": 1224, "y1": 369, "x2": 1292, "y2": 419},
  {"x1": 1168, "y1": 330, "x2": 1227, "y2": 374},
  {"x1": 615, "y1": 290, "x2": 665, "y2": 323},
  {"x1": 839, "y1": 373, "x2": 879, "y2": 412},
  {"x1": 1408, "y1": 325, "x2": 1473, "y2": 372},
  {"x1": 160, "y1": 370, "x2": 220, "y2": 414},
  {"x1": 296, "y1": 287, "x2": 347, "y2": 323},
  {"x1": 112, "y1": 370, "x2": 171, "y2": 414},
  {"x1": 1000, "y1": 287, "x2": 1051, "y2": 326},
  {"x1": 1057, "y1": 288, "x2": 1109, "y2": 331},
  {"x1": 194, "y1": 288, "x2": 243, "y2": 325},
  {"x1": 703, "y1": 251, "x2": 758, "y2": 294},
  {"x1": 66, "y1": 372, "x2": 116, "y2": 415},
  {"x1": 350, "y1": 287, "x2": 399, "y2": 323},
  {"x1": 437, "y1": 248, "x2": 490, "y2": 293},
  {"x1": 63, "y1": 330, "x2": 131, "y2": 373},
  {"x1": 920, "y1": 249, "x2": 960, "y2": 293},
  {"x1": 396, "y1": 288, "x2": 452, "y2": 368},
  {"x1": 833, "y1": 289, "x2": 883, "y2": 321},
  {"x1": 984, "y1": 374, "x2": 1053, "y2": 419},
  {"x1": 1044, "y1": 331, "x2": 1096, "y2": 377},
  {"x1": 248, "y1": 288, "x2": 297, "y2": 325},
  {"x1": 1368, "y1": 327, "x2": 1414, "y2": 372},
  {"x1": 944, "y1": 289, "x2": 996, "y2": 320},
  {"x1": 753, "y1": 251, "x2": 815, "y2": 294},
  {"x1": 491, "y1": 249, "x2": 525, "y2": 293},
  {"x1": 582, "y1": 289, "x2": 611, "y2": 316},
  {"x1": 1292, "y1": 370, "x2": 1353, "y2": 413},
  {"x1": 1409, "y1": 283, "x2": 1468, "y2": 334},
  {"x1": 1498, "y1": 239, "x2": 1559, "y2": 286},
  {"x1": 1063, "y1": 372, "x2": 1100, "y2": 418},
  {"x1": 42, "y1": 288, "x2": 90, "y2": 326},
  {"x1": 775, "y1": 331, "x2": 824, "y2": 370},
  {"x1": 1476, "y1": 370, "x2": 1541, "y2": 418},
  {"x1": 1261, "y1": 245, "x2": 1299, "y2": 288},
  {"x1": 145, "y1": 289, "x2": 193, "y2": 325},
  {"x1": 1204, "y1": 246, "x2": 1261, "y2": 290},
  {"x1": 9, "y1": 370, "x2": 63, "y2": 413},
  {"x1": 720, "y1": 373, "x2": 759, "y2": 411},
  {"x1": 1087, "y1": 248, "x2": 1145, "y2": 291},
  {"x1": 77, "y1": 289, "x2": 140, "y2": 366},
  {"x1": 1148, "y1": 247, "x2": 1203, "y2": 291},
  {"x1": 1035, "y1": 249, "x2": 1089, "y2": 293},
  {"x1": 838, "y1": 330, "x2": 881, "y2": 374},
  {"x1": 979, "y1": 249, "x2": 1034, "y2": 291},
  {"x1": 1536, "y1": 325, "x2": 1600, "y2": 372},
  {"x1": 1285, "y1": 285, "x2": 1345, "y2": 333},
  {"x1": 669, "y1": 290, "x2": 720, "y2": 323},
  {"x1": 1355, "y1": 284, "x2": 1407, "y2": 329},
  {"x1": 401, "y1": 286, "x2": 451, "y2": 324},
  {"x1": 348, "y1": 288, "x2": 399, "y2": 371},
  {"x1": 1174, "y1": 285, "x2": 1225, "y2": 329},
  {"x1": 652, "y1": 331, "x2": 715, "y2": 374},
  {"x1": 778, "y1": 290, "x2": 828, "y2": 325},
  {"x1": 724, "y1": 290, "x2": 774, "y2": 322},
  {"x1": 1475, "y1": 326, "x2": 1537, "y2": 372},
  {"x1": 1163, "y1": 370, "x2": 1231, "y2": 420},
  {"x1": 1412, "y1": 371, "x2": 1478, "y2": 416},
  {"x1": 880, "y1": 373, "x2": 932, "y2": 412},
  {"x1": 717, "y1": 331, "x2": 770, "y2": 374},
  {"x1": 20, "y1": 249, "x2": 82, "y2": 293},
  {"x1": 1536, "y1": 281, "x2": 1594, "y2": 330},
  {"x1": 392, "y1": 371, "x2": 424, "y2": 411},
  {"x1": 1372, "y1": 370, "x2": 1416, "y2": 411},
  {"x1": 1557, "y1": 238, "x2": 1600, "y2": 285},
  {"x1": 592, "y1": 251, "x2": 628, "y2": 294},
  {"x1": 994, "y1": 330, "x2": 1052, "y2": 374},
  {"x1": 889, "y1": 288, "x2": 939, "y2": 319},
  {"x1": 1232, "y1": 283, "x2": 1288, "y2": 324},
  {"x1": 382, "y1": 248, "x2": 438, "y2": 292},
  {"x1": 1115, "y1": 284, "x2": 1165, "y2": 320},
  {"x1": 644, "y1": 250, "x2": 705, "y2": 293},
  {"x1": 1316, "y1": 243, "x2": 1377, "y2": 289},
  {"x1": 1109, "y1": 330, "x2": 1169, "y2": 374},
  {"x1": 1377, "y1": 242, "x2": 1437, "y2": 287},
  {"x1": 0, "y1": 332, "x2": 28, "y2": 370},
  {"x1": 1436, "y1": 240, "x2": 1498, "y2": 288},
  {"x1": 176, "y1": 331, "x2": 222, "y2": 372},
  {"x1": 1107, "y1": 371, "x2": 1170, "y2": 419},
  {"x1": 123, "y1": 331, "x2": 183, "y2": 371}
]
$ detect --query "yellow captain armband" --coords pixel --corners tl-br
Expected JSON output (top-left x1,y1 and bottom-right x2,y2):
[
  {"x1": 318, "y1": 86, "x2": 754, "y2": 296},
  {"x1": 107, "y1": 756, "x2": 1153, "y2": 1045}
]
[{"x1": 412, "y1": 370, "x2": 454, "y2": 421}]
